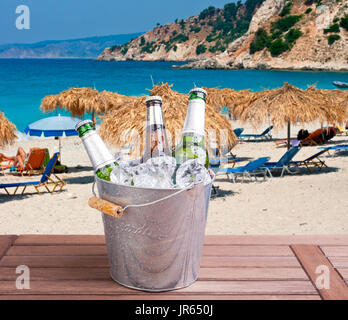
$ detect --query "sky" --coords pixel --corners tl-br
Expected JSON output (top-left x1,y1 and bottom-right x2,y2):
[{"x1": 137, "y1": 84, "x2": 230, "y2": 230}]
[{"x1": 0, "y1": 0, "x2": 235, "y2": 45}]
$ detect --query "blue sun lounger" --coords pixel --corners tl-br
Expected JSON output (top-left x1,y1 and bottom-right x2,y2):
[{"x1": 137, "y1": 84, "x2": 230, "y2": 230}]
[
  {"x1": 209, "y1": 157, "x2": 242, "y2": 175},
  {"x1": 239, "y1": 126, "x2": 273, "y2": 141},
  {"x1": 319, "y1": 144, "x2": 348, "y2": 156},
  {"x1": 0, "y1": 152, "x2": 66, "y2": 195},
  {"x1": 290, "y1": 149, "x2": 329, "y2": 173},
  {"x1": 261, "y1": 146, "x2": 300, "y2": 177},
  {"x1": 218, "y1": 157, "x2": 270, "y2": 183},
  {"x1": 233, "y1": 128, "x2": 244, "y2": 137}
]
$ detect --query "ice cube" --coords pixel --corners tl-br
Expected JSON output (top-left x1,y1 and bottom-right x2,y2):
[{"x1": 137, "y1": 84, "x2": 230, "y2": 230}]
[
  {"x1": 175, "y1": 159, "x2": 212, "y2": 189},
  {"x1": 146, "y1": 156, "x2": 176, "y2": 188},
  {"x1": 114, "y1": 152, "x2": 123, "y2": 162},
  {"x1": 118, "y1": 159, "x2": 140, "y2": 169},
  {"x1": 111, "y1": 157, "x2": 177, "y2": 189},
  {"x1": 110, "y1": 166, "x2": 132, "y2": 186},
  {"x1": 131, "y1": 163, "x2": 159, "y2": 188},
  {"x1": 145, "y1": 156, "x2": 176, "y2": 177}
]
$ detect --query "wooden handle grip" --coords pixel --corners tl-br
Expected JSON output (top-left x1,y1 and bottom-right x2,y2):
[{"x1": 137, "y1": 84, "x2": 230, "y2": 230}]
[{"x1": 88, "y1": 196, "x2": 124, "y2": 218}]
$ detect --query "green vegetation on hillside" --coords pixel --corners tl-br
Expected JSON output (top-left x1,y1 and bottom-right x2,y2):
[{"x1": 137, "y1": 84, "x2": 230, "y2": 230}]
[
  {"x1": 113, "y1": 0, "x2": 266, "y2": 56},
  {"x1": 199, "y1": 6, "x2": 217, "y2": 20},
  {"x1": 280, "y1": 1, "x2": 293, "y2": 17},
  {"x1": 196, "y1": 44, "x2": 207, "y2": 54},
  {"x1": 324, "y1": 23, "x2": 340, "y2": 33},
  {"x1": 328, "y1": 34, "x2": 340, "y2": 45},
  {"x1": 201, "y1": 0, "x2": 265, "y2": 53},
  {"x1": 249, "y1": 1, "x2": 305, "y2": 57},
  {"x1": 340, "y1": 15, "x2": 348, "y2": 31},
  {"x1": 271, "y1": 15, "x2": 303, "y2": 34}
]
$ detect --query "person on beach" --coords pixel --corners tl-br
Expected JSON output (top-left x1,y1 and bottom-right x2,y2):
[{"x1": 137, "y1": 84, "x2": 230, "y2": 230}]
[{"x1": 0, "y1": 147, "x2": 27, "y2": 167}]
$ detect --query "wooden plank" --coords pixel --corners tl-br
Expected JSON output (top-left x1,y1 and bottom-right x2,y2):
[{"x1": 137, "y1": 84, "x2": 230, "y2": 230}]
[
  {"x1": 321, "y1": 246, "x2": 348, "y2": 257},
  {"x1": 204, "y1": 235, "x2": 348, "y2": 246},
  {"x1": 328, "y1": 257, "x2": 348, "y2": 268},
  {"x1": 0, "y1": 280, "x2": 317, "y2": 295},
  {"x1": 14, "y1": 235, "x2": 348, "y2": 246},
  {"x1": 0, "y1": 267, "x2": 111, "y2": 281},
  {"x1": 0, "y1": 294, "x2": 321, "y2": 300},
  {"x1": 291, "y1": 245, "x2": 348, "y2": 300},
  {"x1": 7, "y1": 245, "x2": 107, "y2": 256},
  {"x1": 198, "y1": 267, "x2": 307, "y2": 280},
  {"x1": 0, "y1": 236, "x2": 17, "y2": 261},
  {"x1": 0, "y1": 255, "x2": 299, "y2": 268},
  {"x1": 202, "y1": 245, "x2": 292, "y2": 257},
  {"x1": 7, "y1": 245, "x2": 292, "y2": 257},
  {"x1": 337, "y1": 269, "x2": 348, "y2": 281},
  {"x1": 14, "y1": 235, "x2": 105, "y2": 246},
  {"x1": 0, "y1": 267, "x2": 308, "y2": 281},
  {"x1": 201, "y1": 256, "x2": 300, "y2": 268},
  {"x1": 0, "y1": 256, "x2": 109, "y2": 268}
]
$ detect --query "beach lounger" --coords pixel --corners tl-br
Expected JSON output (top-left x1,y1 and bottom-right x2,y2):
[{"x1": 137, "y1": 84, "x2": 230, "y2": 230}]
[
  {"x1": 319, "y1": 144, "x2": 348, "y2": 156},
  {"x1": 0, "y1": 152, "x2": 66, "y2": 196},
  {"x1": 239, "y1": 126, "x2": 273, "y2": 141},
  {"x1": 10, "y1": 148, "x2": 47, "y2": 176},
  {"x1": 261, "y1": 146, "x2": 300, "y2": 177},
  {"x1": 209, "y1": 157, "x2": 242, "y2": 175},
  {"x1": 233, "y1": 128, "x2": 244, "y2": 137},
  {"x1": 218, "y1": 157, "x2": 270, "y2": 183},
  {"x1": 335, "y1": 125, "x2": 348, "y2": 136},
  {"x1": 290, "y1": 149, "x2": 329, "y2": 173},
  {"x1": 274, "y1": 138, "x2": 298, "y2": 148}
]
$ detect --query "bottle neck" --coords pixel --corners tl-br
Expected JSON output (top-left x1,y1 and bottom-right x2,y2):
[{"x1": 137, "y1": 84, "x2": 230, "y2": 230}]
[
  {"x1": 182, "y1": 99, "x2": 206, "y2": 137},
  {"x1": 77, "y1": 123, "x2": 95, "y2": 138},
  {"x1": 146, "y1": 102, "x2": 165, "y2": 127},
  {"x1": 143, "y1": 102, "x2": 170, "y2": 161},
  {"x1": 80, "y1": 130, "x2": 116, "y2": 172}
]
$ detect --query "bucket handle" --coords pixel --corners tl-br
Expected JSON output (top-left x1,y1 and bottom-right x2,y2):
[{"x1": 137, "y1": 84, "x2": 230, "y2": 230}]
[{"x1": 89, "y1": 179, "x2": 194, "y2": 218}]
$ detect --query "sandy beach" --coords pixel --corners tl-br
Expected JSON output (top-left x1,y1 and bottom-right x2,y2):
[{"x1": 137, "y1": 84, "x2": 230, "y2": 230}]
[{"x1": 0, "y1": 120, "x2": 347, "y2": 235}]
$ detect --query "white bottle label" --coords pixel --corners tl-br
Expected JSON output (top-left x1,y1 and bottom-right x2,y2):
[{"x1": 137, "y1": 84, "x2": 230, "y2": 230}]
[
  {"x1": 182, "y1": 99, "x2": 205, "y2": 136},
  {"x1": 81, "y1": 131, "x2": 115, "y2": 171}
]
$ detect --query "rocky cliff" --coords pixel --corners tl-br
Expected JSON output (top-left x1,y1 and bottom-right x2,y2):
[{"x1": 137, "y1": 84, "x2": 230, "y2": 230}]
[
  {"x1": 98, "y1": 0, "x2": 348, "y2": 71},
  {"x1": 97, "y1": 0, "x2": 266, "y2": 62}
]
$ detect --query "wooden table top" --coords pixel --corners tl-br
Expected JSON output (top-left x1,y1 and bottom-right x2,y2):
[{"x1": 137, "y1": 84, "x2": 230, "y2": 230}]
[{"x1": 1, "y1": 235, "x2": 348, "y2": 300}]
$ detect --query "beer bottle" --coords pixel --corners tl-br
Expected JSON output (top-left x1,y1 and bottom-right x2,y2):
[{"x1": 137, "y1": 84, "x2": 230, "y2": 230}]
[
  {"x1": 141, "y1": 96, "x2": 171, "y2": 163},
  {"x1": 174, "y1": 88, "x2": 209, "y2": 168},
  {"x1": 75, "y1": 120, "x2": 119, "y2": 181}
]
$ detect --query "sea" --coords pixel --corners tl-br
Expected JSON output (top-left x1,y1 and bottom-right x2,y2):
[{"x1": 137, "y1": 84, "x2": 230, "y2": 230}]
[{"x1": 0, "y1": 59, "x2": 347, "y2": 132}]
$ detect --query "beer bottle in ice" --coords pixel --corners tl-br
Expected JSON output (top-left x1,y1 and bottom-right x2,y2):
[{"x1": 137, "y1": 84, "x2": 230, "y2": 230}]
[
  {"x1": 174, "y1": 87, "x2": 209, "y2": 168},
  {"x1": 75, "y1": 120, "x2": 119, "y2": 181},
  {"x1": 141, "y1": 96, "x2": 171, "y2": 163}
]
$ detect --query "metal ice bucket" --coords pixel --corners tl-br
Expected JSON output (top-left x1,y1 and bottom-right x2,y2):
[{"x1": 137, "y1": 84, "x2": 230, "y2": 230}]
[{"x1": 93, "y1": 175, "x2": 213, "y2": 292}]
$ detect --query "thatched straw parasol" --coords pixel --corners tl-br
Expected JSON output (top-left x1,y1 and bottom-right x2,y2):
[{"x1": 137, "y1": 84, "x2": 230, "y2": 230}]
[
  {"x1": 41, "y1": 87, "x2": 131, "y2": 125},
  {"x1": 203, "y1": 87, "x2": 251, "y2": 114},
  {"x1": 99, "y1": 83, "x2": 237, "y2": 158},
  {"x1": 307, "y1": 87, "x2": 348, "y2": 112},
  {"x1": 0, "y1": 111, "x2": 17, "y2": 148},
  {"x1": 236, "y1": 82, "x2": 347, "y2": 149}
]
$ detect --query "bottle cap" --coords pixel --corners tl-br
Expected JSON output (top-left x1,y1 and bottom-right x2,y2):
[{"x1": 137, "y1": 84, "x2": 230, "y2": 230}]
[
  {"x1": 145, "y1": 96, "x2": 162, "y2": 104},
  {"x1": 75, "y1": 119, "x2": 94, "y2": 132},
  {"x1": 189, "y1": 88, "x2": 207, "y2": 96}
]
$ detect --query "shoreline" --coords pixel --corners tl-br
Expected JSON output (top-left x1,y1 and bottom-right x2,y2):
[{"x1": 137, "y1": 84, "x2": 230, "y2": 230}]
[{"x1": 1, "y1": 58, "x2": 347, "y2": 73}]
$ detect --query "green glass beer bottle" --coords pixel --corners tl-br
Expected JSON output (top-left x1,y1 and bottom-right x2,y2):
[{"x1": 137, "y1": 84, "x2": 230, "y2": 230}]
[
  {"x1": 174, "y1": 87, "x2": 209, "y2": 168},
  {"x1": 75, "y1": 120, "x2": 119, "y2": 181}
]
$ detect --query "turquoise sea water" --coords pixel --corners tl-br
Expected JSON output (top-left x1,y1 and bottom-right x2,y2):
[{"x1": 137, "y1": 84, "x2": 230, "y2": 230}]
[{"x1": 0, "y1": 59, "x2": 347, "y2": 131}]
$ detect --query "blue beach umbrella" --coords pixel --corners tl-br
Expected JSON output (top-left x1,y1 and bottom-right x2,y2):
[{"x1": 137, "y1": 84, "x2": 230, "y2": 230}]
[{"x1": 24, "y1": 115, "x2": 79, "y2": 162}]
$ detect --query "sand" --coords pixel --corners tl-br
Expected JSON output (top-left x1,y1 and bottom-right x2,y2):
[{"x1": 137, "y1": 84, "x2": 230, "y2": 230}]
[{"x1": 0, "y1": 120, "x2": 347, "y2": 235}]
